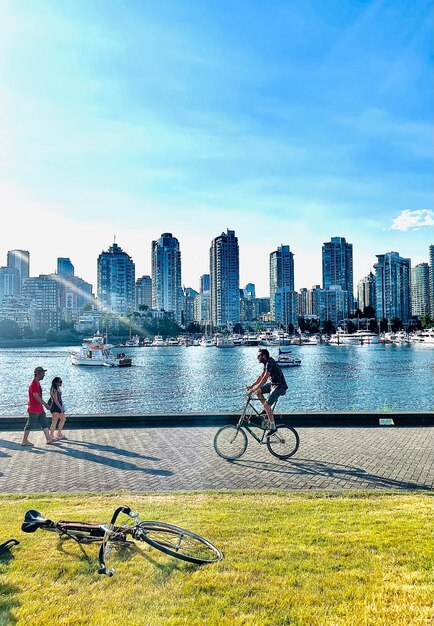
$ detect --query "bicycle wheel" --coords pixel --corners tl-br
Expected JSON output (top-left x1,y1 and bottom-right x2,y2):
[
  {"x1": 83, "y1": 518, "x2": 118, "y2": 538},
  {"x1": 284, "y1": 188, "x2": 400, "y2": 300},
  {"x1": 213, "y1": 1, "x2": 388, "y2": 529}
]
[
  {"x1": 135, "y1": 521, "x2": 223, "y2": 564},
  {"x1": 213, "y1": 425, "x2": 248, "y2": 460},
  {"x1": 266, "y1": 424, "x2": 299, "y2": 459}
]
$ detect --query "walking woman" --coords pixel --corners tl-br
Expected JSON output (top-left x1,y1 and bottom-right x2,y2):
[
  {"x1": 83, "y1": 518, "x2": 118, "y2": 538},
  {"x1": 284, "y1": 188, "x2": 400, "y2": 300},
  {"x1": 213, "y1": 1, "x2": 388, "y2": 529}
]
[{"x1": 49, "y1": 377, "x2": 67, "y2": 440}]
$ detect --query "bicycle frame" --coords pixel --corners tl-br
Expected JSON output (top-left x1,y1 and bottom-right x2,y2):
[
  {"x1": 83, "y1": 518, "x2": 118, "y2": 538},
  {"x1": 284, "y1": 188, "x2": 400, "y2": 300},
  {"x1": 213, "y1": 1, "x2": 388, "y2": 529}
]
[{"x1": 237, "y1": 394, "x2": 278, "y2": 445}]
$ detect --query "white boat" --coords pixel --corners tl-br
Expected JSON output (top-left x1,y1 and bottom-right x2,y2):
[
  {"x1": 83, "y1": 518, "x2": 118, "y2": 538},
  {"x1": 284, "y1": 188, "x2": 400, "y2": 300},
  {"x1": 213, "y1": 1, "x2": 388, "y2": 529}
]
[
  {"x1": 230, "y1": 334, "x2": 243, "y2": 346},
  {"x1": 152, "y1": 335, "x2": 167, "y2": 347},
  {"x1": 199, "y1": 336, "x2": 214, "y2": 347},
  {"x1": 125, "y1": 334, "x2": 140, "y2": 347},
  {"x1": 70, "y1": 332, "x2": 132, "y2": 367},
  {"x1": 353, "y1": 330, "x2": 380, "y2": 344},
  {"x1": 410, "y1": 329, "x2": 434, "y2": 345},
  {"x1": 258, "y1": 331, "x2": 280, "y2": 346},
  {"x1": 276, "y1": 349, "x2": 301, "y2": 368},
  {"x1": 216, "y1": 336, "x2": 235, "y2": 348},
  {"x1": 243, "y1": 333, "x2": 259, "y2": 346},
  {"x1": 167, "y1": 337, "x2": 180, "y2": 346}
]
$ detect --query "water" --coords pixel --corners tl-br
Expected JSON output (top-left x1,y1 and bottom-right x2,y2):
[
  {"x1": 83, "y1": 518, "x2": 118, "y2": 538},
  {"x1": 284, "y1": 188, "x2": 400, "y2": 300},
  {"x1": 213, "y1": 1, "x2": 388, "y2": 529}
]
[{"x1": 0, "y1": 344, "x2": 433, "y2": 416}]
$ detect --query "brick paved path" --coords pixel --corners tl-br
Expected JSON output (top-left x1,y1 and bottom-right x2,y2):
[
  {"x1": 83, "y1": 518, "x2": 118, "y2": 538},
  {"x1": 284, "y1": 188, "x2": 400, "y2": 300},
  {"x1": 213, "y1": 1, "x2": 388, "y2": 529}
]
[{"x1": 0, "y1": 426, "x2": 433, "y2": 493}]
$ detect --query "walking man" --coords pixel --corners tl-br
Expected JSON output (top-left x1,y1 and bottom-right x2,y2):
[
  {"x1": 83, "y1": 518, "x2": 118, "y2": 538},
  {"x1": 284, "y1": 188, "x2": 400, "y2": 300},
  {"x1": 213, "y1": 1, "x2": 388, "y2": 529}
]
[{"x1": 21, "y1": 367, "x2": 58, "y2": 446}]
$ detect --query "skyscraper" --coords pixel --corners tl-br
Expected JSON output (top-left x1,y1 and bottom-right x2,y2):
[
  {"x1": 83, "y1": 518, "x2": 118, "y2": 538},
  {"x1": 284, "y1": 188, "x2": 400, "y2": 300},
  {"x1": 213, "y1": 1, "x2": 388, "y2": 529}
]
[
  {"x1": 374, "y1": 251, "x2": 411, "y2": 323},
  {"x1": 429, "y1": 244, "x2": 434, "y2": 316},
  {"x1": 0, "y1": 266, "x2": 21, "y2": 300},
  {"x1": 210, "y1": 229, "x2": 240, "y2": 327},
  {"x1": 269, "y1": 245, "x2": 295, "y2": 323},
  {"x1": 200, "y1": 274, "x2": 210, "y2": 293},
  {"x1": 136, "y1": 275, "x2": 152, "y2": 310},
  {"x1": 57, "y1": 258, "x2": 74, "y2": 281},
  {"x1": 411, "y1": 263, "x2": 430, "y2": 317},
  {"x1": 97, "y1": 242, "x2": 135, "y2": 316},
  {"x1": 322, "y1": 237, "x2": 353, "y2": 314},
  {"x1": 151, "y1": 233, "x2": 183, "y2": 324},
  {"x1": 357, "y1": 272, "x2": 376, "y2": 312},
  {"x1": 56, "y1": 258, "x2": 75, "y2": 314},
  {"x1": 7, "y1": 249, "x2": 30, "y2": 283}
]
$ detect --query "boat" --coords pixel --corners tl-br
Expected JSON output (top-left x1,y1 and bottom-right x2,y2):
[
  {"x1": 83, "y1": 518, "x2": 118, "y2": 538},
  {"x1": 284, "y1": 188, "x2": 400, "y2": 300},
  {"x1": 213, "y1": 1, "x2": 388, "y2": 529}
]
[
  {"x1": 70, "y1": 332, "x2": 132, "y2": 367},
  {"x1": 410, "y1": 329, "x2": 434, "y2": 345},
  {"x1": 243, "y1": 333, "x2": 259, "y2": 346},
  {"x1": 230, "y1": 334, "x2": 243, "y2": 346},
  {"x1": 216, "y1": 336, "x2": 235, "y2": 348},
  {"x1": 125, "y1": 334, "x2": 140, "y2": 347},
  {"x1": 276, "y1": 348, "x2": 301, "y2": 368},
  {"x1": 258, "y1": 331, "x2": 280, "y2": 346},
  {"x1": 152, "y1": 335, "x2": 167, "y2": 347},
  {"x1": 167, "y1": 337, "x2": 180, "y2": 346},
  {"x1": 199, "y1": 336, "x2": 214, "y2": 347}
]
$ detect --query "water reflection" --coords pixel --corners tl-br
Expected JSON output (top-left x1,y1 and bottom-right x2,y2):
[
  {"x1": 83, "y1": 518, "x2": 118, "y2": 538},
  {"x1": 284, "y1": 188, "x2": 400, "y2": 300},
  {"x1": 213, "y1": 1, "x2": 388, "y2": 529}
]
[{"x1": 0, "y1": 344, "x2": 432, "y2": 415}]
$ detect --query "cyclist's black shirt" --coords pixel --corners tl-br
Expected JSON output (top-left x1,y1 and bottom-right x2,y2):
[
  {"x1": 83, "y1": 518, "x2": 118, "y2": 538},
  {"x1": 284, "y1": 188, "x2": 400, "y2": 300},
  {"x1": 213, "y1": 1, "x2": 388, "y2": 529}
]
[{"x1": 264, "y1": 357, "x2": 288, "y2": 390}]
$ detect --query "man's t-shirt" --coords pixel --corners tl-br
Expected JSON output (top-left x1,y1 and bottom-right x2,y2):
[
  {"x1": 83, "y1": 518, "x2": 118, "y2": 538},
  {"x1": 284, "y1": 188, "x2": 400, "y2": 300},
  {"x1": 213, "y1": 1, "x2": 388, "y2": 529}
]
[
  {"x1": 27, "y1": 379, "x2": 43, "y2": 414},
  {"x1": 264, "y1": 357, "x2": 288, "y2": 390}
]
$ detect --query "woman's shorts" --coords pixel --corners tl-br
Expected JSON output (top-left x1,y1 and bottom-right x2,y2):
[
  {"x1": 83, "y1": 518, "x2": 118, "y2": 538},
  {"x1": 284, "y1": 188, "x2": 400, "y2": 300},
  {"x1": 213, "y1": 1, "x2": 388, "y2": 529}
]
[
  {"x1": 50, "y1": 404, "x2": 63, "y2": 414},
  {"x1": 24, "y1": 412, "x2": 49, "y2": 430}
]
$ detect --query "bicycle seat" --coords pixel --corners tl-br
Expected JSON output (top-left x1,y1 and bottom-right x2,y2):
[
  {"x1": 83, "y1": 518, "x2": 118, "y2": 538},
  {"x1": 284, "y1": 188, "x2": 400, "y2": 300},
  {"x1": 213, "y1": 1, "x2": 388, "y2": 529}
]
[{"x1": 22, "y1": 510, "x2": 54, "y2": 533}]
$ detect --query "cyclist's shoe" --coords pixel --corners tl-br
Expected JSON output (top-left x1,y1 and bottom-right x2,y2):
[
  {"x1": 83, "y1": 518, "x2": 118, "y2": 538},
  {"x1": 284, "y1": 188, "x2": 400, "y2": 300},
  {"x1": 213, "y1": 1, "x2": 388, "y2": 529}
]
[{"x1": 267, "y1": 425, "x2": 277, "y2": 436}]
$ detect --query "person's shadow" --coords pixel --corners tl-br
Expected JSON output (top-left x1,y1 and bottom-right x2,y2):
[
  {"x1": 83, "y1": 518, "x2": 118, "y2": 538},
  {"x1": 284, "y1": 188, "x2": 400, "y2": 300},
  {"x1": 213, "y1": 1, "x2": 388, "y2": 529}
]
[{"x1": 0, "y1": 541, "x2": 21, "y2": 625}]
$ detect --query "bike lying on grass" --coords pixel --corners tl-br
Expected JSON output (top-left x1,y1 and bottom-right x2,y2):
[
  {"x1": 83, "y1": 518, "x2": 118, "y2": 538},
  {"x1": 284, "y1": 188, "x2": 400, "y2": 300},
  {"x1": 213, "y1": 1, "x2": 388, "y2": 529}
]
[
  {"x1": 22, "y1": 505, "x2": 223, "y2": 576},
  {"x1": 214, "y1": 394, "x2": 300, "y2": 461}
]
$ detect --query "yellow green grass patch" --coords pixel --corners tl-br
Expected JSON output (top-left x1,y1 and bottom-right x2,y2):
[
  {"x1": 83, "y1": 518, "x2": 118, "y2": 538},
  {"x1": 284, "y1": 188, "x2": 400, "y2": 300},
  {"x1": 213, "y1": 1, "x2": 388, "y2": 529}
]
[{"x1": 0, "y1": 492, "x2": 433, "y2": 625}]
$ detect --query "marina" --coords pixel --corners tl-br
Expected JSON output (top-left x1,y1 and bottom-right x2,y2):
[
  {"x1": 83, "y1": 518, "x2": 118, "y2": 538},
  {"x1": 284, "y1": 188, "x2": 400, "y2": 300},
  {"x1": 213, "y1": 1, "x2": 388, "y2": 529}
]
[{"x1": 0, "y1": 342, "x2": 432, "y2": 416}]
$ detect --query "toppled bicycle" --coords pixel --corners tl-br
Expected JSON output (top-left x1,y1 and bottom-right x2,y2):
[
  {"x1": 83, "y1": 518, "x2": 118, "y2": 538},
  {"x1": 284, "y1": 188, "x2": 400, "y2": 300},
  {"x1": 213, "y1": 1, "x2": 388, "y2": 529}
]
[
  {"x1": 214, "y1": 393, "x2": 300, "y2": 461},
  {"x1": 22, "y1": 505, "x2": 223, "y2": 576}
]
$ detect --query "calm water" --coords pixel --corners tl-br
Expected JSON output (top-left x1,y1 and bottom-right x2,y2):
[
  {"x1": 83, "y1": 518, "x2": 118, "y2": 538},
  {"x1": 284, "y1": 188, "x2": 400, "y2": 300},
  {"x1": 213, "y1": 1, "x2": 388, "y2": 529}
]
[{"x1": 0, "y1": 344, "x2": 433, "y2": 416}]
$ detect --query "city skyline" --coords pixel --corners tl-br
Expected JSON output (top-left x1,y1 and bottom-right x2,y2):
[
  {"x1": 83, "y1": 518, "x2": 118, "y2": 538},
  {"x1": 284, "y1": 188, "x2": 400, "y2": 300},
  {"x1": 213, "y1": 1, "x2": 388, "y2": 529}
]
[{"x1": 0, "y1": 1, "x2": 433, "y2": 294}]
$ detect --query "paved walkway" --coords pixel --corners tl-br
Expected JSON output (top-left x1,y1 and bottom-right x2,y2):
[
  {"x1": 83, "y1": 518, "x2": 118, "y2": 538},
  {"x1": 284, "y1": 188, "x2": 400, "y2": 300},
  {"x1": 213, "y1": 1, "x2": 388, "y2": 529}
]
[{"x1": 0, "y1": 426, "x2": 433, "y2": 493}]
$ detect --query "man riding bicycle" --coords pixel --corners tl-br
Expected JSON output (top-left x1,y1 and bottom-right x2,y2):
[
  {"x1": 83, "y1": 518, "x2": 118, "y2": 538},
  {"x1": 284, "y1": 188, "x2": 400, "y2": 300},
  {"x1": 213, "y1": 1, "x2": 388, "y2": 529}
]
[{"x1": 246, "y1": 348, "x2": 288, "y2": 435}]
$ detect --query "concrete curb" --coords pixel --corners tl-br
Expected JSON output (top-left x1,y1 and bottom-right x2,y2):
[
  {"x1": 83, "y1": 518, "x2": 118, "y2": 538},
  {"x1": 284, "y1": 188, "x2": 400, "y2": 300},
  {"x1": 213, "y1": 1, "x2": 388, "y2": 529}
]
[{"x1": 1, "y1": 411, "x2": 433, "y2": 431}]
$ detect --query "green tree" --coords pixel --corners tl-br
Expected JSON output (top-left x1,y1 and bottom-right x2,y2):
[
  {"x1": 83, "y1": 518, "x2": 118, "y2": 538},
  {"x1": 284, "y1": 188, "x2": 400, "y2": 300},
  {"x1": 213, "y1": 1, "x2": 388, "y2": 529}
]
[
  {"x1": 421, "y1": 313, "x2": 434, "y2": 329},
  {"x1": 0, "y1": 319, "x2": 21, "y2": 339},
  {"x1": 22, "y1": 325, "x2": 34, "y2": 338},
  {"x1": 322, "y1": 320, "x2": 335, "y2": 334},
  {"x1": 346, "y1": 320, "x2": 356, "y2": 334},
  {"x1": 390, "y1": 317, "x2": 403, "y2": 332},
  {"x1": 363, "y1": 305, "x2": 376, "y2": 319}
]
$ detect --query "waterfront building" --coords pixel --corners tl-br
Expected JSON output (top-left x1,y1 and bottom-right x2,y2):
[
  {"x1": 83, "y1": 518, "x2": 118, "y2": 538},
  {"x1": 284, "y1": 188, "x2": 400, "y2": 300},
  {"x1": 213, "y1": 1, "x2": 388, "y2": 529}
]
[
  {"x1": 253, "y1": 297, "x2": 270, "y2": 319},
  {"x1": 322, "y1": 237, "x2": 353, "y2": 315},
  {"x1": 310, "y1": 285, "x2": 348, "y2": 326},
  {"x1": 97, "y1": 241, "x2": 135, "y2": 317},
  {"x1": 0, "y1": 266, "x2": 21, "y2": 301},
  {"x1": 73, "y1": 277, "x2": 94, "y2": 310},
  {"x1": 374, "y1": 251, "x2": 411, "y2": 324},
  {"x1": 210, "y1": 229, "x2": 240, "y2": 327},
  {"x1": 411, "y1": 263, "x2": 430, "y2": 317},
  {"x1": 357, "y1": 272, "x2": 376, "y2": 312},
  {"x1": 298, "y1": 288, "x2": 310, "y2": 317},
  {"x1": 200, "y1": 274, "x2": 210, "y2": 293},
  {"x1": 7, "y1": 249, "x2": 30, "y2": 284},
  {"x1": 152, "y1": 233, "x2": 183, "y2": 324},
  {"x1": 269, "y1": 245, "x2": 294, "y2": 322},
  {"x1": 274, "y1": 288, "x2": 298, "y2": 328},
  {"x1": 136, "y1": 275, "x2": 152, "y2": 310},
  {"x1": 244, "y1": 283, "x2": 256, "y2": 299},
  {"x1": 21, "y1": 275, "x2": 62, "y2": 331},
  {"x1": 0, "y1": 296, "x2": 36, "y2": 329},
  {"x1": 429, "y1": 245, "x2": 434, "y2": 316},
  {"x1": 194, "y1": 291, "x2": 210, "y2": 323},
  {"x1": 183, "y1": 287, "x2": 198, "y2": 326}
]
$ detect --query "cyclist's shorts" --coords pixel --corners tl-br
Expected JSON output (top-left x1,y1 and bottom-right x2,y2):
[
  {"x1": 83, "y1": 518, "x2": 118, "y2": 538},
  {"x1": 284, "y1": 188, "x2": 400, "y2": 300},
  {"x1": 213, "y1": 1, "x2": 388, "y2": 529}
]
[{"x1": 260, "y1": 384, "x2": 286, "y2": 407}]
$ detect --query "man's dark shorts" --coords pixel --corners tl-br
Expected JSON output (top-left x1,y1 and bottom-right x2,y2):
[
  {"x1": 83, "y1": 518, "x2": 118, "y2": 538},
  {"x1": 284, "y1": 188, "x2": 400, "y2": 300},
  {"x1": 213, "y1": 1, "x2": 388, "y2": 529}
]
[
  {"x1": 24, "y1": 412, "x2": 48, "y2": 431},
  {"x1": 260, "y1": 384, "x2": 286, "y2": 407}
]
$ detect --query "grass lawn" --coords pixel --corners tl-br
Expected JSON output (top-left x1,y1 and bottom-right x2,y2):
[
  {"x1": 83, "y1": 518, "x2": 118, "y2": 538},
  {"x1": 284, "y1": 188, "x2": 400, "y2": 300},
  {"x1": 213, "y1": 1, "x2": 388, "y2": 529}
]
[{"x1": 0, "y1": 492, "x2": 433, "y2": 626}]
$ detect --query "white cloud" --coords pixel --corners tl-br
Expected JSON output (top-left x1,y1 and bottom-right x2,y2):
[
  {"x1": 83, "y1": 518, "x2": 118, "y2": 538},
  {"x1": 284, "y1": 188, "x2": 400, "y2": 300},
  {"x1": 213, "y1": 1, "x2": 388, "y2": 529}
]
[{"x1": 391, "y1": 209, "x2": 434, "y2": 231}]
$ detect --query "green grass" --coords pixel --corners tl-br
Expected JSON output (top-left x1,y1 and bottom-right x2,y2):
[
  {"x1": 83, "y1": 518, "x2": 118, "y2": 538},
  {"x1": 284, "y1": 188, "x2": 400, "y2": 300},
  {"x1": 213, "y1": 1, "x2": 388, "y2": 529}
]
[{"x1": 0, "y1": 492, "x2": 433, "y2": 625}]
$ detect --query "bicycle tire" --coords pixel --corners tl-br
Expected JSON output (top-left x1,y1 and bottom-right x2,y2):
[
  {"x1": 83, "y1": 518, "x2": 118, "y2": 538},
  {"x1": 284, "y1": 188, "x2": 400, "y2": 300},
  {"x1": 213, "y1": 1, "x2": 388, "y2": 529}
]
[
  {"x1": 135, "y1": 521, "x2": 223, "y2": 564},
  {"x1": 266, "y1": 424, "x2": 299, "y2": 459},
  {"x1": 213, "y1": 425, "x2": 248, "y2": 460}
]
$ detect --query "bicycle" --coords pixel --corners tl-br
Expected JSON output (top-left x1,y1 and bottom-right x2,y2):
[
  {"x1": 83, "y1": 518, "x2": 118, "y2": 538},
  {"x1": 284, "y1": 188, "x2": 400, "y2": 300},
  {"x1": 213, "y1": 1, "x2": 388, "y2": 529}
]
[
  {"x1": 22, "y1": 505, "x2": 223, "y2": 576},
  {"x1": 214, "y1": 393, "x2": 300, "y2": 461}
]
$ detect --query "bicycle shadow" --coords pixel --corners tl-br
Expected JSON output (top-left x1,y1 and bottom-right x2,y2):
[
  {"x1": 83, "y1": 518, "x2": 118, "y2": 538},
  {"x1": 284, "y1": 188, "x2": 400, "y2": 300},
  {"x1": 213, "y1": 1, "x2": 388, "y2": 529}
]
[
  {"x1": 46, "y1": 445, "x2": 174, "y2": 476},
  {"x1": 0, "y1": 545, "x2": 20, "y2": 625},
  {"x1": 230, "y1": 457, "x2": 429, "y2": 490}
]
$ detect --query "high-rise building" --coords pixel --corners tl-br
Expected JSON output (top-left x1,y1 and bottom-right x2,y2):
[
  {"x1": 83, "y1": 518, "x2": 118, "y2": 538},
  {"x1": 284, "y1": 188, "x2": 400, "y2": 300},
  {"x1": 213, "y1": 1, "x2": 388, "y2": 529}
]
[
  {"x1": 57, "y1": 258, "x2": 74, "y2": 281},
  {"x1": 7, "y1": 249, "x2": 30, "y2": 283},
  {"x1": 21, "y1": 275, "x2": 62, "y2": 330},
  {"x1": 151, "y1": 233, "x2": 183, "y2": 324},
  {"x1": 357, "y1": 272, "x2": 376, "y2": 312},
  {"x1": 194, "y1": 291, "x2": 210, "y2": 323},
  {"x1": 322, "y1": 237, "x2": 353, "y2": 314},
  {"x1": 136, "y1": 275, "x2": 152, "y2": 310},
  {"x1": 310, "y1": 285, "x2": 347, "y2": 326},
  {"x1": 244, "y1": 283, "x2": 256, "y2": 299},
  {"x1": 374, "y1": 251, "x2": 411, "y2": 323},
  {"x1": 298, "y1": 288, "x2": 310, "y2": 317},
  {"x1": 0, "y1": 266, "x2": 21, "y2": 300},
  {"x1": 210, "y1": 229, "x2": 240, "y2": 327},
  {"x1": 97, "y1": 242, "x2": 135, "y2": 316},
  {"x1": 183, "y1": 287, "x2": 198, "y2": 326},
  {"x1": 200, "y1": 274, "x2": 210, "y2": 293},
  {"x1": 56, "y1": 258, "x2": 75, "y2": 315},
  {"x1": 429, "y1": 245, "x2": 434, "y2": 316},
  {"x1": 269, "y1": 245, "x2": 295, "y2": 323},
  {"x1": 411, "y1": 263, "x2": 430, "y2": 317},
  {"x1": 274, "y1": 288, "x2": 298, "y2": 327}
]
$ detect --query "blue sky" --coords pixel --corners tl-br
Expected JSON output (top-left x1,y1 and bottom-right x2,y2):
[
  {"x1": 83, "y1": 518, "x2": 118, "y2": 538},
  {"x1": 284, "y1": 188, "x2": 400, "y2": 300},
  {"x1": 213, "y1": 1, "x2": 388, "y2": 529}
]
[{"x1": 0, "y1": 0, "x2": 433, "y2": 295}]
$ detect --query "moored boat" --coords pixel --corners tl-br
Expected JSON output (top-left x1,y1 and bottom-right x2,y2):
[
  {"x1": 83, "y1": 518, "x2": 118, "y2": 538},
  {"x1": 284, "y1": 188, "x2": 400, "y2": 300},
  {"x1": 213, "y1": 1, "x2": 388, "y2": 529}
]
[{"x1": 70, "y1": 332, "x2": 132, "y2": 367}]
